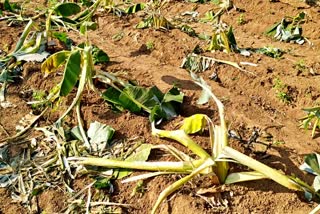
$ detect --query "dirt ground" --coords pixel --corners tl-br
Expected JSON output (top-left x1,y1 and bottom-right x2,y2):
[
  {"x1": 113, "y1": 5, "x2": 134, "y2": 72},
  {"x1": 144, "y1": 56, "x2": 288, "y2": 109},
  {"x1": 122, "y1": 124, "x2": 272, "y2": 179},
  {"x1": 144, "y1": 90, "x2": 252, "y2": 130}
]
[{"x1": 1, "y1": 0, "x2": 320, "y2": 213}]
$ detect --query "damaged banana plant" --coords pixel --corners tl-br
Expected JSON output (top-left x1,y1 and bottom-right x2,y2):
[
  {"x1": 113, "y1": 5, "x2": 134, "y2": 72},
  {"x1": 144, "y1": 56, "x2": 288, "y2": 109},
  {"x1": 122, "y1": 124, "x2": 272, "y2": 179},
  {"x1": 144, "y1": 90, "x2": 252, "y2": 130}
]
[
  {"x1": 40, "y1": 40, "x2": 101, "y2": 145},
  {"x1": 46, "y1": 0, "x2": 102, "y2": 35},
  {"x1": 97, "y1": 70, "x2": 184, "y2": 122},
  {"x1": 266, "y1": 12, "x2": 306, "y2": 44},
  {"x1": 103, "y1": 0, "x2": 146, "y2": 17},
  {"x1": 0, "y1": 19, "x2": 49, "y2": 103},
  {"x1": 0, "y1": 120, "x2": 115, "y2": 212},
  {"x1": 136, "y1": 0, "x2": 173, "y2": 30},
  {"x1": 180, "y1": 53, "x2": 254, "y2": 76},
  {"x1": 68, "y1": 72, "x2": 315, "y2": 213}
]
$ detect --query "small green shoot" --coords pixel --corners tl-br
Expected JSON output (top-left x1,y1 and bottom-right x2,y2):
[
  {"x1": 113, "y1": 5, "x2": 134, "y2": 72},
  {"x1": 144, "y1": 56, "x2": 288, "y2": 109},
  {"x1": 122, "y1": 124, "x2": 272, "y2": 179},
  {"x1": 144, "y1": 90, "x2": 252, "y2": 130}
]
[
  {"x1": 294, "y1": 59, "x2": 307, "y2": 74},
  {"x1": 256, "y1": 46, "x2": 283, "y2": 58},
  {"x1": 31, "y1": 90, "x2": 47, "y2": 111},
  {"x1": 146, "y1": 41, "x2": 154, "y2": 50},
  {"x1": 237, "y1": 13, "x2": 246, "y2": 25},
  {"x1": 131, "y1": 180, "x2": 146, "y2": 197},
  {"x1": 273, "y1": 78, "x2": 292, "y2": 103},
  {"x1": 112, "y1": 31, "x2": 124, "y2": 41}
]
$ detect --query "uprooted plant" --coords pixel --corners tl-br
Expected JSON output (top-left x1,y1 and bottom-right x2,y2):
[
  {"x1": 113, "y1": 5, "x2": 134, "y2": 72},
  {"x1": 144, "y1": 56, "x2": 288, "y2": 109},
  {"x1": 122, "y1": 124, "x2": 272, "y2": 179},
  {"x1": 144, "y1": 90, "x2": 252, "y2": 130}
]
[{"x1": 68, "y1": 72, "x2": 318, "y2": 213}]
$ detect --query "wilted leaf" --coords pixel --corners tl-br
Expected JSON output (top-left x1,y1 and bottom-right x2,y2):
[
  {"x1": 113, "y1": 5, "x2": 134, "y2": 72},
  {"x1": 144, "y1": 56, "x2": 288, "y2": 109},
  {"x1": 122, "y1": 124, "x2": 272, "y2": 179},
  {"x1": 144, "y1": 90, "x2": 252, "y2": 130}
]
[
  {"x1": 265, "y1": 12, "x2": 306, "y2": 44},
  {"x1": 300, "y1": 153, "x2": 320, "y2": 176},
  {"x1": 15, "y1": 52, "x2": 50, "y2": 62},
  {"x1": 80, "y1": 21, "x2": 98, "y2": 35},
  {"x1": 60, "y1": 50, "x2": 82, "y2": 96},
  {"x1": 313, "y1": 176, "x2": 320, "y2": 192},
  {"x1": 87, "y1": 121, "x2": 115, "y2": 152},
  {"x1": 136, "y1": 17, "x2": 153, "y2": 29},
  {"x1": 0, "y1": 174, "x2": 18, "y2": 188},
  {"x1": 180, "y1": 114, "x2": 207, "y2": 134},
  {"x1": 224, "y1": 171, "x2": 268, "y2": 184},
  {"x1": 256, "y1": 46, "x2": 283, "y2": 58},
  {"x1": 55, "y1": 3, "x2": 81, "y2": 17},
  {"x1": 41, "y1": 51, "x2": 70, "y2": 75},
  {"x1": 125, "y1": 3, "x2": 145, "y2": 14}
]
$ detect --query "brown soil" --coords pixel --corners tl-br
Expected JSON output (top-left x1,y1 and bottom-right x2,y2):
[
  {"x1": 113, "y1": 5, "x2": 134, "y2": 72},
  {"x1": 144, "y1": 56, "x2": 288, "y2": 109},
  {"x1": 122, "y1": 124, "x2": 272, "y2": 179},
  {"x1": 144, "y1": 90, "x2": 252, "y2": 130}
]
[{"x1": 1, "y1": 0, "x2": 320, "y2": 213}]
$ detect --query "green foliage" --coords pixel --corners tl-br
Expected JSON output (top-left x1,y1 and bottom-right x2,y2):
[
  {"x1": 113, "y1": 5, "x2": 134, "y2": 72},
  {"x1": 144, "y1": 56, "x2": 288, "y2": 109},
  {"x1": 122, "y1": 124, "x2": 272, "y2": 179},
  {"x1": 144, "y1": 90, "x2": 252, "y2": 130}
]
[
  {"x1": 60, "y1": 50, "x2": 82, "y2": 96},
  {"x1": 52, "y1": 32, "x2": 73, "y2": 49},
  {"x1": 48, "y1": 0, "x2": 103, "y2": 33},
  {"x1": 2, "y1": 0, "x2": 20, "y2": 13},
  {"x1": 300, "y1": 107, "x2": 320, "y2": 138},
  {"x1": 125, "y1": 3, "x2": 145, "y2": 14},
  {"x1": 146, "y1": 41, "x2": 154, "y2": 50},
  {"x1": 131, "y1": 180, "x2": 146, "y2": 196},
  {"x1": 31, "y1": 90, "x2": 48, "y2": 110},
  {"x1": 207, "y1": 25, "x2": 237, "y2": 53},
  {"x1": 78, "y1": 43, "x2": 109, "y2": 64},
  {"x1": 294, "y1": 59, "x2": 307, "y2": 73},
  {"x1": 237, "y1": 13, "x2": 246, "y2": 25},
  {"x1": 266, "y1": 12, "x2": 306, "y2": 44},
  {"x1": 94, "y1": 177, "x2": 112, "y2": 189},
  {"x1": 200, "y1": 11, "x2": 216, "y2": 23},
  {"x1": 179, "y1": 25, "x2": 197, "y2": 37},
  {"x1": 54, "y1": 3, "x2": 81, "y2": 17},
  {"x1": 300, "y1": 153, "x2": 320, "y2": 200},
  {"x1": 256, "y1": 46, "x2": 283, "y2": 58},
  {"x1": 102, "y1": 84, "x2": 184, "y2": 122},
  {"x1": 273, "y1": 78, "x2": 292, "y2": 103}
]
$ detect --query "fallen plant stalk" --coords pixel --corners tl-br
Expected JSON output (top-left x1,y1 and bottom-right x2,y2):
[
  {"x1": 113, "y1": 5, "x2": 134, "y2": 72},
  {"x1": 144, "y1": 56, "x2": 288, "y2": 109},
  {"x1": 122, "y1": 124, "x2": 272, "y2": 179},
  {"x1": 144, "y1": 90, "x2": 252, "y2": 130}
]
[{"x1": 70, "y1": 157, "x2": 205, "y2": 172}]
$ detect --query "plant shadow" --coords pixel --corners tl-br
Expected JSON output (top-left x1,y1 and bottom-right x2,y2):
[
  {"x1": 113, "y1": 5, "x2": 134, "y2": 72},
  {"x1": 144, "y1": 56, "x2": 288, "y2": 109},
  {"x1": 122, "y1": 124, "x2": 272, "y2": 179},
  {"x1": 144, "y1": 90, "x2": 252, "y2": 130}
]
[{"x1": 161, "y1": 75, "x2": 202, "y2": 91}]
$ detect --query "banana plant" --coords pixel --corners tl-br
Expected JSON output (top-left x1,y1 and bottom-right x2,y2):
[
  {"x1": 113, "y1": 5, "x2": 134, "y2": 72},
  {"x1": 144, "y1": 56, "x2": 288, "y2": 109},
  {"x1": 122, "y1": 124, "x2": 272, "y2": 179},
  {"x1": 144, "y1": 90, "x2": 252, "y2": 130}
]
[
  {"x1": 41, "y1": 41, "x2": 97, "y2": 145},
  {"x1": 0, "y1": 19, "x2": 49, "y2": 102},
  {"x1": 98, "y1": 71, "x2": 184, "y2": 122},
  {"x1": 103, "y1": 0, "x2": 146, "y2": 16},
  {"x1": 68, "y1": 72, "x2": 316, "y2": 213},
  {"x1": 46, "y1": 0, "x2": 102, "y2": 36},
  {"x1": 207, "y1": 24, "x2": 237, "y2": 53},
  {"x1": 265, "y1": 12, "x2": 306, "y2": 44},
  {"x1": 136, "y1": 0, "x2": 173, "y2": 30}
]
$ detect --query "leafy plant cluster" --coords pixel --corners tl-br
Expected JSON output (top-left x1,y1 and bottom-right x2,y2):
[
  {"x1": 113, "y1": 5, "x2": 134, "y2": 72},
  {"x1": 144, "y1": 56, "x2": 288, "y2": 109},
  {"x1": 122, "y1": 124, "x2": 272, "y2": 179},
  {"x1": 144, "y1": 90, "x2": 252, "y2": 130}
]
[{"x1": 0, "y1": 0, "x2": 319, "y2": 213}]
